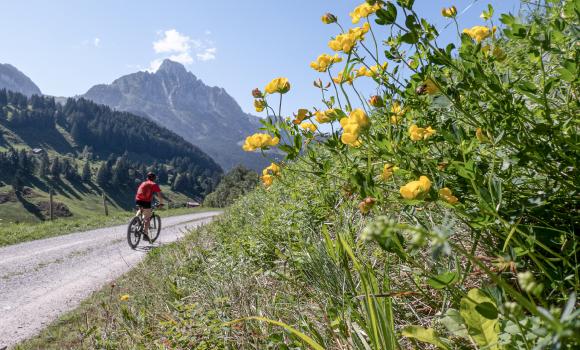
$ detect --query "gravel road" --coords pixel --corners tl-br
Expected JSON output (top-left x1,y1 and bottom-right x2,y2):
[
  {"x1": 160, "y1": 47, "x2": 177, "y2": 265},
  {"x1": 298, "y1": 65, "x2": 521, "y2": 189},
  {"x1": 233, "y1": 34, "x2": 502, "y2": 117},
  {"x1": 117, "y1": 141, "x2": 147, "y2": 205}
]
[{"x1": 0, "y1": 211, "x2": 221, "y2": 348}]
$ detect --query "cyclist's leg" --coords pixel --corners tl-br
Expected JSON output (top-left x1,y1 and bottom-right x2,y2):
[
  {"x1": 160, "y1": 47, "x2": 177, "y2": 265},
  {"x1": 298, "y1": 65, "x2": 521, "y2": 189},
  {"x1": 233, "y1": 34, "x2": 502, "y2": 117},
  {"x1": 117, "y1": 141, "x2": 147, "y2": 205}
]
[{"x1": 143, "y1": 208, "x2": 152, "y2": 235}]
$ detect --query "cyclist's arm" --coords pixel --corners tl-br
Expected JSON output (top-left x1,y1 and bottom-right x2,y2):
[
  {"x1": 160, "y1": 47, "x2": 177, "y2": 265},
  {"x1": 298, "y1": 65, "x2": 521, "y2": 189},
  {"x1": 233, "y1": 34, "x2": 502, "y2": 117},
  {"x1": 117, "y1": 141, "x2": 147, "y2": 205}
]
[{"x1": 153, "y1": 185, "x2": 164, "y2": 206}]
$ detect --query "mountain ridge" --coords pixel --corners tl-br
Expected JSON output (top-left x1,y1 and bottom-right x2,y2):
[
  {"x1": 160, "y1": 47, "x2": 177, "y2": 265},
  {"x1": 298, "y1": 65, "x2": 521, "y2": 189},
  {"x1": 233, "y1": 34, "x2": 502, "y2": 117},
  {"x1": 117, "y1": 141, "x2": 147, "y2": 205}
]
[
  {"x1": 83, "y1": 59, "x2": 266, "y2": 170},
  {"x1": 0, "y1": 63, "x2": 42, "y2": 97}
]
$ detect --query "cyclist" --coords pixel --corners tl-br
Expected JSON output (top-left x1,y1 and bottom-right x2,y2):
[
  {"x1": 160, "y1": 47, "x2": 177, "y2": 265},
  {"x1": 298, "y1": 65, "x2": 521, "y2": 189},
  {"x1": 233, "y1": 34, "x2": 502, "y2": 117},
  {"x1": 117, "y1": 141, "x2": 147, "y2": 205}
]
[{"x1": 135, "y1": 172, "x2": 164, "y2": 240}]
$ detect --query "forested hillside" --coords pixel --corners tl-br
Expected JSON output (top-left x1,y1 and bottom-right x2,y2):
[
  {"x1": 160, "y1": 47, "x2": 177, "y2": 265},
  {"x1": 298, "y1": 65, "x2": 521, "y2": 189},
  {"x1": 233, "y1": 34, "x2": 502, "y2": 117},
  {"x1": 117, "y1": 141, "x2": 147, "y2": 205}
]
[{"x1": 0, "y1": 90, "x2": 222, "y2": 221}]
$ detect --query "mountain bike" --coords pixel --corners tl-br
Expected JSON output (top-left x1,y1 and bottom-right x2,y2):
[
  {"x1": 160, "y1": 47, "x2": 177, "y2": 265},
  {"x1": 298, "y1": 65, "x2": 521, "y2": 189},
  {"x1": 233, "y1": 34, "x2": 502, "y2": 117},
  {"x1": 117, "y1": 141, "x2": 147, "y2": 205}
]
[{"x1": 127, "y1": 202, "x2": 162, "y2": 249}]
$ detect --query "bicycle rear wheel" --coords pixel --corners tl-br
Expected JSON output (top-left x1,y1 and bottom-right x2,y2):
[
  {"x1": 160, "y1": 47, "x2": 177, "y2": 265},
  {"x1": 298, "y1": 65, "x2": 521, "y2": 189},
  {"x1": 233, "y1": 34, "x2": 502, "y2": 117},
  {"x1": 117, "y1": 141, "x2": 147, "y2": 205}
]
[
  {"x1": 149, "y1": 214, "x2": 161, "y2": 243},
  {"x1": 127, "y1": 216, "x2": 142, "y2": 249}
]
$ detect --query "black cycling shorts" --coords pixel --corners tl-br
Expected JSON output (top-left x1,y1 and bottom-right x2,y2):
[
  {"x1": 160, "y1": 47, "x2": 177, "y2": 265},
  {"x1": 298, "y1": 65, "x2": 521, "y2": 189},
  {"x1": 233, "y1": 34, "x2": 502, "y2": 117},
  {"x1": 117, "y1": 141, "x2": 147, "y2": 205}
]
[{"x1": 136, "y1": 200, "x2": 152, "y2": 209}]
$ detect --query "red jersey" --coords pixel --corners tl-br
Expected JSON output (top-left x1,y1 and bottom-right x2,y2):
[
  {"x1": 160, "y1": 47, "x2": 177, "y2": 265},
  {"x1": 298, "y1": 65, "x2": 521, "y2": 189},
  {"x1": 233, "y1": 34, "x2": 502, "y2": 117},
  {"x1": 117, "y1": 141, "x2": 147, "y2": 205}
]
[{"x1": 135, "y1": 180, "x2": 161, "y2": 202}]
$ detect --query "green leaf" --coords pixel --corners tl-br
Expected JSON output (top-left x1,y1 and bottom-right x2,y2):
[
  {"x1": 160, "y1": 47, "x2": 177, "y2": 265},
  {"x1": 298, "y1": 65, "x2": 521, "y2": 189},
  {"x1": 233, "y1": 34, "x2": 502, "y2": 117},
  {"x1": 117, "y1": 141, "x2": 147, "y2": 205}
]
[
  {"x1": 427, "y1": 271, "x2": 459, "y2": 289},
  {"x1": 460, "y1": 288, "x2": 500, "y2": 349},
  {"x1": 402, "y1": 326, "x2": 450, "y2": 349},
  {"x1": 557, "y1": 60, "x2": 577, "y2": 82},
  {"x1": 376, "y1": 3, "x2": 397, "y2": 24},
  {"x1": 516, "y1": 81, "x2": 538, "y2": 93},
  {"x1": 452, "y1": 160, "x2": 476, "y2": 181},
  {"x1": 440, "y1": 309, "x2": 469, "y2": 339},
  {"x1": 401, "y1": 32, "x2": 419, "y2": 44}
]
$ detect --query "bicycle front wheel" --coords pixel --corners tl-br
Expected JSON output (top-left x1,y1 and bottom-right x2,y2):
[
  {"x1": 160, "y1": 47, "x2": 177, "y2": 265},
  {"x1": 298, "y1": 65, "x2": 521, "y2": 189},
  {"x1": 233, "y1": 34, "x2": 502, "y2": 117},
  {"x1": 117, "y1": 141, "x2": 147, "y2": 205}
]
[
  {"x1": 149, "y1": 214, "x2": 161, "y2": 243},
  {"x1": 127, "y1": 216, "x2": 142, "y2": 249}
]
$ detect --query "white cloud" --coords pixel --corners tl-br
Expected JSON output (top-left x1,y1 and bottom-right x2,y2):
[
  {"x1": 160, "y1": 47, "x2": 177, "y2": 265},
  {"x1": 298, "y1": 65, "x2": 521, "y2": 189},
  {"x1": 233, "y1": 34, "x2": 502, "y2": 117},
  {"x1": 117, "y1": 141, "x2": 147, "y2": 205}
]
[
  {"x1": 148, "y1": 29, "x2": 217, "y2": 71},
  {"x1": 94, "y1": 37, "x2": 101, "y2": 47},
  {"x1": 197, "y1": 47, "x2": 216, "y2": 61},
  {"x1": 153, "y1": 29, "x2": 191, "y2": 54}
]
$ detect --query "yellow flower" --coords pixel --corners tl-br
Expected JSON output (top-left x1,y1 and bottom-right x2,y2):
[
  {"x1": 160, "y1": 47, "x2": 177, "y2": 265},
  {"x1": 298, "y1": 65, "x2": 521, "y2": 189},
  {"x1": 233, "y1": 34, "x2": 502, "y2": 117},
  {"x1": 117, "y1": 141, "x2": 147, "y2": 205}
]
[
  {"x1": 310, "y1": 53, "x2": 343, "y2": 72},
  {"x1": 381, "y1": 164, "x2": 399, "y2": 181},
  {"x1": 409, "y1": 124, "x2": 436, "y2": 141},
  {"x1": 328, "y1": 24, "x2": 370, "y2": 53},
  {"x1": 340, "y1": 108, "x2": 370, "y2": 147},
  {"x1": 329, "y1": 33, "x2": 357, "y2": 53},
  {"x1": 441, "y1": 6, "x2": 457, "y2": 18},
  {"x1": 350, "y1": 2, "x2": 381, "y2": 24},
  {"x1": 321, "y1": 13, "x2": 337, "y2": 24},
  {"x1": 463, "y1": 25, "x2": 494, "y2": 43},
  {"x1": 261, "y1": 174, "x2": 274, "y2": 187},
  {"x1": 439, "y1": 187, "x2": 459, "y2": 204},
  {"x1": 349, "y1": 108, "x2": 370, "y2": 128},
  {"x1": 355, "y1": 66, "x2": 373, "y2": 77},
  {"x1": 254, "y1": 99, "x2": 266, "y2": 112},
  {"x1": 242, "y1": 133, "x2": 280, "y2": 151},
  {"x1": 120, "y1": 294, "x2": 130, "y2": 301},
  {"x1": 265, "y1": 77, "x2": 291, "y2": 94},
  {"x1": 262, "y1": 163, "x2": 281, "y2": 176},
  {"x1": 476, "y1": 127, "x2": 488, "y2": 142},
  {"x1": 300, "y1": 122, "x2": 317, "y2": 133},
  {"x1": 333, "y1": 71, "x2": 354, "y2": 85},
  {"x1": 400, "y1": 176, "x2": 432, "y2": 200},
  {"x1": 293, "y1": 108, "x2": 310, "y2": 124},
  {"x1": 369, "y1": 62, "x2": 388, "y2": 77},
  {"x1": 390, "y1": 102, "x2": 405, "y2": 123},
  {"x1": 315, "y1": 109, "x2": 335, "y2": 123}
]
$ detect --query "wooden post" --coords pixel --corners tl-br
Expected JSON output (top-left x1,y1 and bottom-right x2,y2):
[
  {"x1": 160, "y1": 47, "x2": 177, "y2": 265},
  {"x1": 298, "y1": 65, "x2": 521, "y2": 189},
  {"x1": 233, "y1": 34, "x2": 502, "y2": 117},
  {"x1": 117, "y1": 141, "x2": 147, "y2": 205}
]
[
  {"x1": 102, "y1": 192, "x2": 109, "y2": 216},
  {"x1": 49, "y1": 187, "x2": 54, "y2": 221}
]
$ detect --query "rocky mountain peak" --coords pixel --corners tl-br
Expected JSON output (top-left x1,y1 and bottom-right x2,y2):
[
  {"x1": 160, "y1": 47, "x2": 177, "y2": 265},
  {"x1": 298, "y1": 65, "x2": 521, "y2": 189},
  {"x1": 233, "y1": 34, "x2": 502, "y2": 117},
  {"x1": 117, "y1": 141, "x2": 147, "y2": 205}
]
[
  {"x1": 156, "y1": 59, "x2": 192, "y2": 78},
  {"x1": 82, "y1": 63, "x2": 266, "y2": 170}
]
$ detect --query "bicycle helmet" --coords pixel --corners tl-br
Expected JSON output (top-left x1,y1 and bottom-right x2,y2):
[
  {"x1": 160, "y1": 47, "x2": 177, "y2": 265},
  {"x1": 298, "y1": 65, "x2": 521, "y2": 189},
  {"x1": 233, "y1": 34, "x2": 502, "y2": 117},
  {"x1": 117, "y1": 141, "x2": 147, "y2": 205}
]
[{"x1": 146, "y1": 172, "x2": 156, "y2": 180}]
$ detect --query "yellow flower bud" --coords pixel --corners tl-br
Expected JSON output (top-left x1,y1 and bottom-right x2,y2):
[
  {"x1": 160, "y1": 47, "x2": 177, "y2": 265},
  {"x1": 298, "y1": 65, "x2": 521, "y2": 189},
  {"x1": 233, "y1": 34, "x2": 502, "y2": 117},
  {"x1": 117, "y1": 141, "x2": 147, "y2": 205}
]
[
  {"x1": 438, "y1": 187, "x2": 459, "y2": 204},
  {"x1": 321, "y1": 13, "x2": 337, "y2": 24},
  {"x1": 254, "y1": 99, "x2": 266, "y2": 112},
  {"x1": 369, "y1": 95, "x2": 384, "y2": 108},
  {"x1": 441, "y1": 6, "x2": 457, "y2": 18}
]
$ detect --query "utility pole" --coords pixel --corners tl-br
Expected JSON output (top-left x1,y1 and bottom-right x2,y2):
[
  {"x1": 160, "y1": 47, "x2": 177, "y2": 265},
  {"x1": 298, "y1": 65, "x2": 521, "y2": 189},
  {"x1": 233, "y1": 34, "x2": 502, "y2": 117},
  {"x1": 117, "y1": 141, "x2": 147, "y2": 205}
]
[
  {"x1": 102, "y1": 192, "x2": 109, "y2": 216},
  {"x1": 49, "y1": 187, "x2": 54, "y2": 221}
]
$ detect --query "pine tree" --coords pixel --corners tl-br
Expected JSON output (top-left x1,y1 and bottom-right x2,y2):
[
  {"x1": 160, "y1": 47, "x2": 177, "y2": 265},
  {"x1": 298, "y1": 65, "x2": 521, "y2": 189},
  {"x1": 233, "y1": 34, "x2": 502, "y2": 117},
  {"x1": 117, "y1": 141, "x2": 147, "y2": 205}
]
[
  {"x1": 157, "y1": 165, "x2": 168, "y2": 185},
  {"x1": 81, "y1": 161, "x2": 91, "y2": 182},
  {"x1": 12, "y1": 170, "x2": 24, "y2": 193},
  {"x1": 172, "y1": 173, "x2": 189, "y2": 192},
  {"x1": 111, "y1": 154, "x2": 130, "y2": 186},
  {"x1": 96, "y1": 162, "x2": 111, "y2": 186},
  {"x1": 38, "y1": 153, "x2": 49, "y2": 178},
  {"x1": 50, "y1": 157, "x2": 61, "y2": 178}
]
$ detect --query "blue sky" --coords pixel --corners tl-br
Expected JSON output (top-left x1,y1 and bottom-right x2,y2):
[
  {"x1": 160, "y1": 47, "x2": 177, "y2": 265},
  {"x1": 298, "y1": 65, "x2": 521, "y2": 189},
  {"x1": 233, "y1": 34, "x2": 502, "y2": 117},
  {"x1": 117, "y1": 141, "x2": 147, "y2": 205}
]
[{"x1": 0, "y1": 0, "x2": 520, "y2": 116}]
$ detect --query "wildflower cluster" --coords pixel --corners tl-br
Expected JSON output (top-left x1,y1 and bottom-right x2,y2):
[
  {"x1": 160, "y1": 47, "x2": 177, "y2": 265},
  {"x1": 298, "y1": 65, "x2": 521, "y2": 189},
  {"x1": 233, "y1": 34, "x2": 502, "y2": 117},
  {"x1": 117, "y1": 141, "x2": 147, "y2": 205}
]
[
  {"x1": 242, "y1": 133, "x2": 279, "y2": 152},
  {"x1": 310, "y1": 53, "x2": 342, "y2": 72},
  {"x1": 239, "y1": 1, "x2": 579, "y2": 348},
  {"x1": 339, "y1": 108, "x2": 369, "y2": 147}
]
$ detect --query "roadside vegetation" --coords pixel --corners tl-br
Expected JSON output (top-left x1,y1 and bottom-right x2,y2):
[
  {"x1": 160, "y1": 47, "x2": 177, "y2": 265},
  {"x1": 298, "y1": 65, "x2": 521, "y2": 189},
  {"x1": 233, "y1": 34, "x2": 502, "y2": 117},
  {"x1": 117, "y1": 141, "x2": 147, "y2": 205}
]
[{"x1": 18, "y1": 0, "x2": 579, "y2": 349}]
